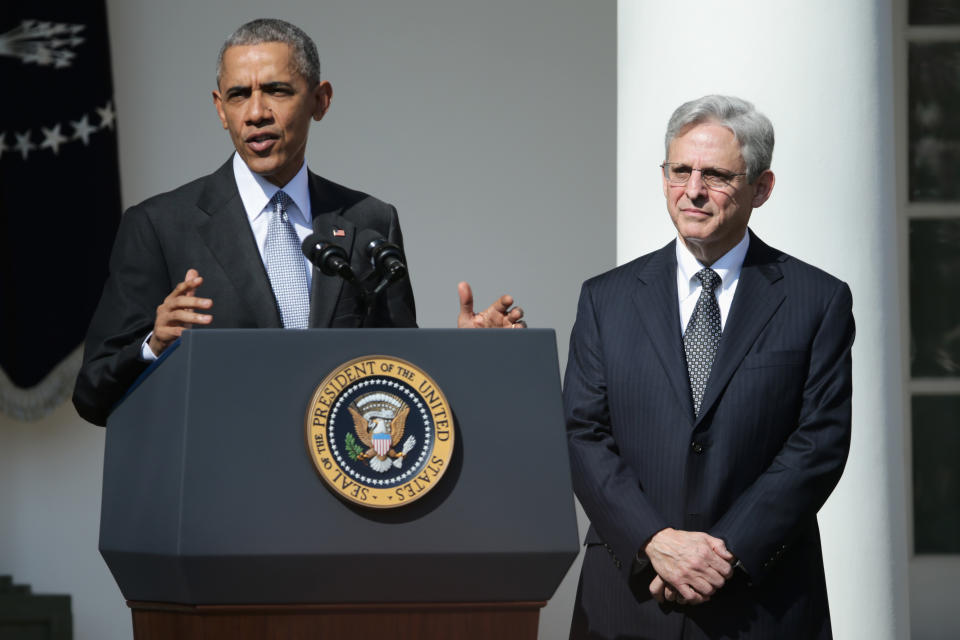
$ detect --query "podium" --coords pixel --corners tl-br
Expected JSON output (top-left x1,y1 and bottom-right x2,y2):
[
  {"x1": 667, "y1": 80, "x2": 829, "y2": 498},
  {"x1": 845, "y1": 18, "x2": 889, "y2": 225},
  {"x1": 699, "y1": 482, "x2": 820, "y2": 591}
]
[{"x1": 99, "y1": 329, "x2": 579, "y2": 639}]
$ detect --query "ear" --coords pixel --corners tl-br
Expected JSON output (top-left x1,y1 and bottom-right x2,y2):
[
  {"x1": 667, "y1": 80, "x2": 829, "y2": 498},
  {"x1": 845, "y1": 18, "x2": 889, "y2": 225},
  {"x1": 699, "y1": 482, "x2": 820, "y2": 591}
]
[
  {"x1": 312, "y1": 81, "x2": 333, "y2": 121},
  {"x1": 751, "y1": 170, "x2": 775, "y2": 207},
  {"x1": 212, "y1": 90, "x2": 229, "y2": 130}
]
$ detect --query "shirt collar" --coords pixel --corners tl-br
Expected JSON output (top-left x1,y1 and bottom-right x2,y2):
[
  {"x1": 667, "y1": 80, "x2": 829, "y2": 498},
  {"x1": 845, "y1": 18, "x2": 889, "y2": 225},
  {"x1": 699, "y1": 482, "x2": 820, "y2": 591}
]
[
  {"x1": 232, "y1": 152, "x2": 311, "y2": 225},
  {"x1": 675, "y1": 230, "x2": 750, "y2": 297}
]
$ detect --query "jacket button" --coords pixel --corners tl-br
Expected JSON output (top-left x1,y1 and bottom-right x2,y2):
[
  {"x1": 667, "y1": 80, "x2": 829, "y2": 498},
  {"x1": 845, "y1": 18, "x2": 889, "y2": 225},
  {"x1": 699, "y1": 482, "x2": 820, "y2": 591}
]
[{"x1": 691, "y1": 441, "x2": 704, "y2": 454}]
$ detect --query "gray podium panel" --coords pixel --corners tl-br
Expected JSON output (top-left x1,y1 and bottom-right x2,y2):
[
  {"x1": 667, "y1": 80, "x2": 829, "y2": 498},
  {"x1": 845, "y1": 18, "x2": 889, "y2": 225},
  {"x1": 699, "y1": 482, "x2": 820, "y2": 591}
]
[{"x1": 99, "y1": 329, "x2": 578, "y2": 604}]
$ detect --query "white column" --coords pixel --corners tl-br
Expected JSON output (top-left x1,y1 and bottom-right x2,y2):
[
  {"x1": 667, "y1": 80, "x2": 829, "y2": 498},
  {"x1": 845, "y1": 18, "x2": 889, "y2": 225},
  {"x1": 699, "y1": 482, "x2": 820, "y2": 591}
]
[{"x1": 618, "y1": 2, "x2": 909, "y2": 638}]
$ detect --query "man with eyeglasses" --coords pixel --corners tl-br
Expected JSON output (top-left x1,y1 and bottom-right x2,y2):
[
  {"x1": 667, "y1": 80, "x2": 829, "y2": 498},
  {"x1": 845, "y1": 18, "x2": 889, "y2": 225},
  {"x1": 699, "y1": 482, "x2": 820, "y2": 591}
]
[{"x1": 565, "y1": 95, "x2": 854, "y2": 639}]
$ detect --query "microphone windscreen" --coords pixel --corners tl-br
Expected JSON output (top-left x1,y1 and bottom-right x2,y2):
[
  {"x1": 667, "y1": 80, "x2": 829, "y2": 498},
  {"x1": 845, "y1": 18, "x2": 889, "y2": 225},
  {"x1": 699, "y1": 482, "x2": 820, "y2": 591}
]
[{"x1": 301, "y1": 233, "x2": 322, "y2": 260}]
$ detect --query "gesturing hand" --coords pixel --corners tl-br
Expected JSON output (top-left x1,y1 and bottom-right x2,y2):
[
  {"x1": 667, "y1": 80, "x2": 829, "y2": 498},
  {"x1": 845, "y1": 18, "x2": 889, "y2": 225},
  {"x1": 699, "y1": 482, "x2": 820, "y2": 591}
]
[
  {"x1": 147, "y1": 268, "x2": 213, "y2": 356},
  {"x1": 456, "y1": 281, "x2": 526, "y2": 328},
  {"x1": 644, "y1": 528, "x2": 735, "y2": 605}
]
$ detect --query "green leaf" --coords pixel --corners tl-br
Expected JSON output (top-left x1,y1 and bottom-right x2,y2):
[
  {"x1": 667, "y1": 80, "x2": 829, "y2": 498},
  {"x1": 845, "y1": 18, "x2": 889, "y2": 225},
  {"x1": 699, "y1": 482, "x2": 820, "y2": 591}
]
[{"x1": 345, "y1": 432, "x2": 362, "y2": 460}]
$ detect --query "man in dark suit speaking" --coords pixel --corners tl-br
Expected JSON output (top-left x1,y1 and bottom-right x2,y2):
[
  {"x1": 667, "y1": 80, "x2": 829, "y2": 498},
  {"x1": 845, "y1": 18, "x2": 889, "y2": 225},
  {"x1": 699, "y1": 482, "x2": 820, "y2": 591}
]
[
  {"x1": 565, "y1": 96, "x2": 854, "y2": 639},
  {"x1": 73, "y1": 19, "x2": 524, "y2": 426}
]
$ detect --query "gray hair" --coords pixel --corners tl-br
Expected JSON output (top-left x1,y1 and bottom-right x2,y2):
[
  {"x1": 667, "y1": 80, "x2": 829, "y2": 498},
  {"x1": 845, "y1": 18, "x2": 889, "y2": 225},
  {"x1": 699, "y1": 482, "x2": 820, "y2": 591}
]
[
  {"x1": 664, "y1": 95, "x2": 774, "y2": 183},
  {"x1": 216, "y1": 19, "x2": 321, "y2": 88}
]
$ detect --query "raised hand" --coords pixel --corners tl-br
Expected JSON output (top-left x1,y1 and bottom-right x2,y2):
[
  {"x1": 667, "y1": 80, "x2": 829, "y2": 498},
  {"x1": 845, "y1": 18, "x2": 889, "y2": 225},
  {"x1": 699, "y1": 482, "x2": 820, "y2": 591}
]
[
  {"x1": 147, "y1": 268, "x2": 213, "y2": 356},
  {"x1": 456, "y1": 281, "x2": 526, "y2": 329}
]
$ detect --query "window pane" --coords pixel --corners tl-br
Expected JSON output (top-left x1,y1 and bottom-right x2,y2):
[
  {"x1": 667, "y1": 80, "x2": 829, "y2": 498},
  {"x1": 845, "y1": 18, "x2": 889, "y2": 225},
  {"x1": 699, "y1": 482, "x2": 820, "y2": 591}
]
[
  {"x1": 913, "y1": 395, "x2": 960, "y2": 553},
  {"x1": 910, "y1": 0, "x2": 960, "y2": 24},
  {"x1": 909, "y1": 42, "x2": 960, "y2": 201},
  {"x1": 910, "y1": 219, "x2": 960, "y2": 376}
]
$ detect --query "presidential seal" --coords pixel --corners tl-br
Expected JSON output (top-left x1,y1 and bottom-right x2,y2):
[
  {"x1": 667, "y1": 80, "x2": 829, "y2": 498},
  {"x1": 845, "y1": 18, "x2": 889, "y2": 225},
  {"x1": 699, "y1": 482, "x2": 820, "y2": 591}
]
[{"x1": 305, "y1": 356, "x2": 455, "y2": 508}]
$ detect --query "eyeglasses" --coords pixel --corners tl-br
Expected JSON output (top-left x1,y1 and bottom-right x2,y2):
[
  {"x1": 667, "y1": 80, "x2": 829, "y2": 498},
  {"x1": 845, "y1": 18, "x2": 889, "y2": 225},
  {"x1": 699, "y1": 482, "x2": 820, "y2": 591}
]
[{"x1": 660, "y1": 163, "x2": 746, "y2": 191}]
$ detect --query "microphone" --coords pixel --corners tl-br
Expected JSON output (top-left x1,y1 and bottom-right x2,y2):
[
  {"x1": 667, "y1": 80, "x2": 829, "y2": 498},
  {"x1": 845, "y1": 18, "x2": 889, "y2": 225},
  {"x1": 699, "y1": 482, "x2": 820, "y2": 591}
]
[
  {"x1": 357, "y1": 229, "x2": 407, "y2": 284},
  {"x1": 301, "y1": 234, "x2": 358, "y2": 284}
]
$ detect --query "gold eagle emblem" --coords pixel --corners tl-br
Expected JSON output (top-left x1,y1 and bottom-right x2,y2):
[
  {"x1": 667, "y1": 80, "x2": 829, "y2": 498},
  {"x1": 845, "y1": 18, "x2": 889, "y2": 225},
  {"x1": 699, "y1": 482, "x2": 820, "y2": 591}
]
[{"x1": 347, "y1": 392, "x2": 416, "y2": 473}]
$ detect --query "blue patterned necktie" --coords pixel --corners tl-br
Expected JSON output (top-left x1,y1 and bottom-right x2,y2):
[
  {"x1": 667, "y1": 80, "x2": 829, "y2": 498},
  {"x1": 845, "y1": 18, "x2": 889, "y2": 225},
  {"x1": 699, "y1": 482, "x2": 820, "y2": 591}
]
[
  {"x1": 264, "y1": 190, "x2": 310, "y2": 329},
  {"x1": 683, "y1": 268, "x2": 721, "y2": 416}
]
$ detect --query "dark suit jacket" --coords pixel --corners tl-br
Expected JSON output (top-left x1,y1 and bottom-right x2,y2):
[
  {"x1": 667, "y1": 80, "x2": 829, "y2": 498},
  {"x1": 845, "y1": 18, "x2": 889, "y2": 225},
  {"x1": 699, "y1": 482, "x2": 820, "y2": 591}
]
[
  {"x1": 73, "y1": 159, "x2": 416, "y2": 426},
  {"x1": 565, "y1": 230, "x2": 854, "y2": 639}
]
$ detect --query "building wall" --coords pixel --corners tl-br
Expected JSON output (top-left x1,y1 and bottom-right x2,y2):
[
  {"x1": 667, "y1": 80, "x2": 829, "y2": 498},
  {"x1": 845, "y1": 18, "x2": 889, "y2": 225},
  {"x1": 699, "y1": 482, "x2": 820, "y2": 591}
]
[{"x1": 0, "y1": 2, "x2": 615, "y2": 638}]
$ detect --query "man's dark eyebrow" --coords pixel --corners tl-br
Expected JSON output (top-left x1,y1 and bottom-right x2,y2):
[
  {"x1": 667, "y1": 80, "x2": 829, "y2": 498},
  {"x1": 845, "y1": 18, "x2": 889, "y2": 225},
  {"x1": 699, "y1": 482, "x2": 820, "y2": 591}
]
[
  {"x1": 224, "y1": 85, "x2": 251, "y2": 97},
  {"x1": 261, "y1": 81, "x2": 295, "y2": 91},
  {"x1": 223, "y1": 81, "x2": 294, "y2": 97}
]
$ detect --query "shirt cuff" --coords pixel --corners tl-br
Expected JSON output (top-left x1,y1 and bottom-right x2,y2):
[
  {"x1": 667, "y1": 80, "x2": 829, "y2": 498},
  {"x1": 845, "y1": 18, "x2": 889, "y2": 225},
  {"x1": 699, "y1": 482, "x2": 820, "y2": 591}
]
[{"x1": 140, "y1": 332, "x2": 159, "y2": 362}]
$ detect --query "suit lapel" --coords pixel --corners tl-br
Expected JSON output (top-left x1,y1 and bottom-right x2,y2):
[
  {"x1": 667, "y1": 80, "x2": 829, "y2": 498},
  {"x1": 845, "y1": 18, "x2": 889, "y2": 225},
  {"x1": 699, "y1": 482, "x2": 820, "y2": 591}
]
[
  {"x1": 695, "y1": 232, "x2": 786, "y2": 425},
  {"x1": 196, "y1": 160, "x2": 281, "y2": 328},
  {"x1": 631, "y1": 242, "x2": 695, "y2": 421},
  {"x1": 307, "y1": 171, "x2": 353, "y2": 328}
]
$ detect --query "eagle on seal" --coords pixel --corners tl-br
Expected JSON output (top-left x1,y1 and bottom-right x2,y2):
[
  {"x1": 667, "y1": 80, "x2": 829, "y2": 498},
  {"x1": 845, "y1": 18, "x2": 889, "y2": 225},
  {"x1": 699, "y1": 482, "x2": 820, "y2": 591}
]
[{"x1": 348, "y1": 392, "x2": 417, "y2": 472}]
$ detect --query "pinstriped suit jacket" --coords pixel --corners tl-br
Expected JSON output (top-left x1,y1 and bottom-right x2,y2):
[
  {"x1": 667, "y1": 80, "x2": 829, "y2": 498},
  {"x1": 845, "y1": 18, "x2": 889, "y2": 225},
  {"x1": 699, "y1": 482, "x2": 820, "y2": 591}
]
[{"x1": 565, "y1": 230, "x2": 854, "y2": 639}]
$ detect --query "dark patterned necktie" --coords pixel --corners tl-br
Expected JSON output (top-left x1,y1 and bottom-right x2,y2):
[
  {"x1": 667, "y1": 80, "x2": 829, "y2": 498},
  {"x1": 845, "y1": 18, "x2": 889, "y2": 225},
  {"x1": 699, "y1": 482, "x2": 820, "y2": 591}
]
[
  {"x1": 683, "y1": 268, "x2": 721, "y2": 416},
  {"x1": 264, "y1": 190, "x2": 310, "y2": 329}
]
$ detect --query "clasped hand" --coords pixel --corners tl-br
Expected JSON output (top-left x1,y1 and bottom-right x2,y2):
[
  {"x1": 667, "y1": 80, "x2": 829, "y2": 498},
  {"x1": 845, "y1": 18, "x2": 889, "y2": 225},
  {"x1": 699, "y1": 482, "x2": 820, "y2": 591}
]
[{"x1": 645, "y1": 528, "x2": 735, "y2": 605}]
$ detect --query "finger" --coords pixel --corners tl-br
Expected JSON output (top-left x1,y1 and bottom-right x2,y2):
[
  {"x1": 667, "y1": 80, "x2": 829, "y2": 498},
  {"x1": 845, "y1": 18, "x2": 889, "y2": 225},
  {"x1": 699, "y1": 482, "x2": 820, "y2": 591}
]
[
  {"x1": 663, "y1": 585, "x2": 677, "y2": 602},
  {"x1": 710, "y1": 538, "x2": 735, "y2": 562},
  {"x1": 492, "y1": 293, "x2": 515, "y2": 314},
  {"x1": 162, "y1": 309, "x2": 213, "y2": 325},
  {"x1": 701, "y1": 567, "x2": 727, "y2": 590},
  {"x1": 649, "y1": 576, "x2": 665, "y2": 603},
  {"x1": 689, "y1": 575, "x2": 720, "y2": 596},
  {"x1": 457, "y1": 281, "x2": 475, "y2": 327},
  {"x1": 675, "y1": 582, "x2": 702, "y2": 603},
  {"x1": 507, "y1": 306, "x2": 524, "y2": 322},
  {"x1": 458, "y1": 281, "x2": 474, "y2": 313},
  {"x1": 170, "y1": 275, "x2": 204, "y2": 299},
  {"x1": 718, "y1": 561, "x2": 735, "y2": 579},
  {"x1": 167, "y1": 295, "x2": 213, "y2": 311},
  {"x1": 181, "y1": 268, "x2": 203, "y2": 290},
  {"x1": 704, "y1": 553, "x2": 734, "y2": 578},
  {"x1": 678, "y1": 591, "x2": 707, "y2": 605},
  {"x1": 511, "y1": 320, "x2": 528, "y2": 329},
  {"x1": 679, "y1": 593, "x2": 708, "y2": 605}
]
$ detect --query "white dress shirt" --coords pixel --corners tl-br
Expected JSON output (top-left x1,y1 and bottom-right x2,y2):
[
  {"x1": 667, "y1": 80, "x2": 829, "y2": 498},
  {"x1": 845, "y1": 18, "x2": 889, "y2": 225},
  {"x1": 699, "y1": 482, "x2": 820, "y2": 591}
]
[
  {"x1": 232, "y1": 152, "x2": 315, "y2": 287},
  {"x1": 676, "y1": 231, "x2": 750, "y2": 334}
]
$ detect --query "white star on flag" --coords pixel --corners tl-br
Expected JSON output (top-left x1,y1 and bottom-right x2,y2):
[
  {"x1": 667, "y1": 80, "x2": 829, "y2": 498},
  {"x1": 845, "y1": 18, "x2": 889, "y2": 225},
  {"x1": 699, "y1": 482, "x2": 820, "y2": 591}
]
[
  {"x1": 71, "y1": 115, "x2": 97, "y2": 145},
  {"x1": 23, "y1": 49, "x2": 52, "y2": 66},
  {"x1": 96, "y1": 101, "x2": 115, "y2": 130},
  {"x1": 0, "y1": 133, "x2": 8, "y2": 160},
  {"x1": 14, "y1": 131, "x2": 35, "y2": 160},
  {"x1": 40, "y1": 124, "x2": 68, "y2": 154}
]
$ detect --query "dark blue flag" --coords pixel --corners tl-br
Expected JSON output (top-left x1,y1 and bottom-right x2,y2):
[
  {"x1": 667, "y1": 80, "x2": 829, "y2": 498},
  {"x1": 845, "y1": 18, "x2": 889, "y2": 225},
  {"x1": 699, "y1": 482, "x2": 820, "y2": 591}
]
[{"x1": 0, "y1": 2, "x2": 121, "y2": 420}]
